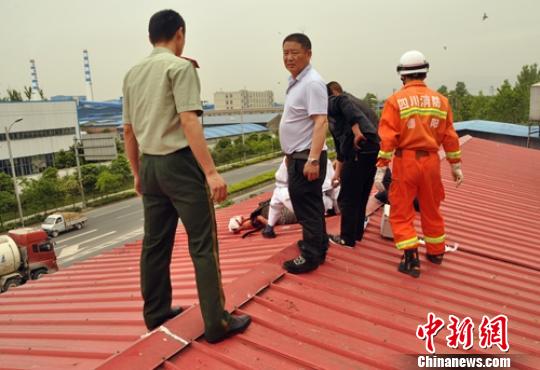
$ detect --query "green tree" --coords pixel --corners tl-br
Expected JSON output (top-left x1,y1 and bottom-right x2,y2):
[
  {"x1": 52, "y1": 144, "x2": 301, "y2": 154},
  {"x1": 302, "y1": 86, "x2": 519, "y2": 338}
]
[
  {"x1": 22, "y1": 168, "x2": 65, "y2": 212},
  {"x1": 80, "y1": 164, "x2": 106, "y2": 193},
  {"x1": 23, "y1": 86, "x2": 32, "y2": 100},
  {"x1": 6, "y1": 89, "x2": 22, "y2": 101},
  {"x1": 60, "y1": 175, "x2": 81, "y2": 204},
  {"x1": 449, "y1": 82, "x2": 473, "y2": 121},
  {"x1": 513, "y1": 64, "x2": 540, "y2": 122},
  {"x1": 362, "y1": 92, "x2": 378, "y2": 111},
  {"x1": 488, "y1": 80, "x2": 522, "y2": 123},
  {"x1": 215, "y1": 138, "x2": 232, "y2": 149},
  {"x1": 470, "y1": 92, "x2": 494, "y2": 120},
  {"x1": 0, "y1": 191, "x2": 16, "y2": 227},
  {"x1": 95, "y1": 170, "x2": 123, "y2": 194},
  {"x1": 115, "y1": 138, "x2": 125, "y2": 154},
  {"x1": 0, "y1": 172, "x2": 16, "y2": 227},
  {"x1": 110, "y1": 155, "x2": 132, "y2": 181},
  {"x1": 437, "y1": 85, "x2": 449, "y2": 97},
  {"x1": 0, "y1": 172, "x2": 14, "y2": 194},
  {"x1": 54, "y1": 149, "x2": 76, "y2": 169}
]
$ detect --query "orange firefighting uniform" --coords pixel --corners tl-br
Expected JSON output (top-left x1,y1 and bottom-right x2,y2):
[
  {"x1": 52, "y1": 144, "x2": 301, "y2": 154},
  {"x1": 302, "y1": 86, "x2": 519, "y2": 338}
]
[{"x1": 377, "y1": 81, "x2": 461, "y2": 255}]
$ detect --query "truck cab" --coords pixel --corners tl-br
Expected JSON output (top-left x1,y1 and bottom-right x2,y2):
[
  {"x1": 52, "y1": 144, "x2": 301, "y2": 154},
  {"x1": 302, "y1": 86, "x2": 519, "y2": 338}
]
[{"x1": 0, "y1": 228, "x2": 58, "y2": 292}]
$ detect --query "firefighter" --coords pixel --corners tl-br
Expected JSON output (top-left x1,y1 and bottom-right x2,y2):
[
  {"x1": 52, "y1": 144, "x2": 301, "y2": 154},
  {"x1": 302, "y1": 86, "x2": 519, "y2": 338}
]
[{"x1": 374, "y1": 50, "x2": 464, "y2": 278}]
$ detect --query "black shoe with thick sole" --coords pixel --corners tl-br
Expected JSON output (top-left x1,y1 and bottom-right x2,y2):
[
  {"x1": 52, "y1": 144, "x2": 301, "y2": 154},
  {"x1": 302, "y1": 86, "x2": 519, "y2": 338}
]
[
  {"x1": 283, "y1": 255, "x2": 320, "y2": 274},
  {"x1": 206, "y1": 314, "x2": 252, "y2": 344},
  {"x1": 398, "y1": 249, "x2": 421, "y2": 278},
  {"x1": 147, "y1": 306, "x2": 184, "y2": 331},
  {"x1": 296, "y1": 240, "x2": 326, "y2": 264},
  {"x1": 261, "y1": 225, "x2": 276, "y2": 238}
]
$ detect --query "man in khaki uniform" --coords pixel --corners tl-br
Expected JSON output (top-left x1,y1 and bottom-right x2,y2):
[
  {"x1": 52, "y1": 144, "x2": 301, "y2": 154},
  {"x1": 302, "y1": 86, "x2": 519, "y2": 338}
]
[{"x1": 122, "y1": 9, "x2": 250, "y2": 342}]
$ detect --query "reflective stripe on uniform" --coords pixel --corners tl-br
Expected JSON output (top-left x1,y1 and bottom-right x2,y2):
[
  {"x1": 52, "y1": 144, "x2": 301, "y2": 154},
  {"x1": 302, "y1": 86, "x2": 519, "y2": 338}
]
[
  {"x1": 424, "y1": 234, "x2": 446, "y2": 244},
  {"x1": 446, "y1": 150, "x2": 461, "y2": 159},
  {"x1": 378, "y1": 150, "x2": 393, "y2": 160},
  {"x1": 395, "y1": 236, "x2": 419, "y2": 250},
  {"x1": 400, "y1": 107, "x2": 448, "y2": 120}
]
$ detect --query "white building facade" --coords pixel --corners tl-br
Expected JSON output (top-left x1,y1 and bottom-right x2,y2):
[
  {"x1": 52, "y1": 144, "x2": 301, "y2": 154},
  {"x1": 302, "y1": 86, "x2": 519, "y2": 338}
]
[
  {"x1": 0, "y1": 101, "x2": 78, "y2": 176},
  {"x1": 214, "y1": 89, "x2": 274, "y2": 110}
]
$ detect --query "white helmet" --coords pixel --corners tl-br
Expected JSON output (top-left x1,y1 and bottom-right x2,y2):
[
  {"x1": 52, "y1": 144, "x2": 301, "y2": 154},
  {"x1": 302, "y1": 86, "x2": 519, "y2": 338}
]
[
  {"x1": 397, "y1": 50, "x2": 429, "y2": 76},
  {"x1": 228, "y1": 215, "x2": 244, "y2": 233}
]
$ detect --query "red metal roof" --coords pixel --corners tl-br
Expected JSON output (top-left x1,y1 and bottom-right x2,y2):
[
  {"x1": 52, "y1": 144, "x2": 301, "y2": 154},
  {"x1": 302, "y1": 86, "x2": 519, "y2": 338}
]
[{"x1": 1, "y1": 136, "x2": 539, "y2": 369}]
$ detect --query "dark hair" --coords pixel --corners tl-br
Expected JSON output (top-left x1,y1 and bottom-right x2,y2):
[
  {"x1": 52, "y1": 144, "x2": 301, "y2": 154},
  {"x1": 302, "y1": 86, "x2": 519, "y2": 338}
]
[
  {"x1": 327, "y1": 81, "x2": 343, "y2": 96},
  {"x1": 282, "y1": 33, "x2": 312, "y2": 50},
  {"x1": 148, "y1": 9, "x2": 185, "y2": 44},
  {"x1": 404, "y1": 72, "x2": 427, "y2": 80}
]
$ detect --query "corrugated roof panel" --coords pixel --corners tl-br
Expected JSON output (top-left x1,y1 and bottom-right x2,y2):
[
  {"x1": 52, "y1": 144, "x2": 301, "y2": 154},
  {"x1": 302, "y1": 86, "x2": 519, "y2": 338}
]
[{"x1": 1, "y1": 137, "x2": 539, "y2": 369}]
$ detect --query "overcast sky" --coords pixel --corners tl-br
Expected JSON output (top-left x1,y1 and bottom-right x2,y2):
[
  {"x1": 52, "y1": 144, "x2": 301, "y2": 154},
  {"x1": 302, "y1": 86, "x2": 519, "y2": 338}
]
[{"x1": 1, "y1": 0, "x2": 539, "y2": 103}]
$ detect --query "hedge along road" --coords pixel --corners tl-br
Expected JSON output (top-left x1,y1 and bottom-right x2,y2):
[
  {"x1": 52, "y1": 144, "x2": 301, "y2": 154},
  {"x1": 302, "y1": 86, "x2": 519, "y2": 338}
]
[{"x1": 54, "y1": 156, "x2": 284, "y2": 268}]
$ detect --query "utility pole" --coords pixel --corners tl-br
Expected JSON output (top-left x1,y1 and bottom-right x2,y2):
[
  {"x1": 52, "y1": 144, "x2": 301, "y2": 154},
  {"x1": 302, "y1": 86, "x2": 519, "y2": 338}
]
[
  {"x1": 5, "y1": 118, "x2": 25, "y2": 226},
  {"x1": 73, "y1": 137, "x2": 86, "y2": 208}
]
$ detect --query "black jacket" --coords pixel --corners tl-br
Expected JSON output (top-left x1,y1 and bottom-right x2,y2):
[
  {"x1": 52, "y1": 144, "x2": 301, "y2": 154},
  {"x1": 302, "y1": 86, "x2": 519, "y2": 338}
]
[{"x1": 328, "y1": 94, "x2": 380, "y2": 161}]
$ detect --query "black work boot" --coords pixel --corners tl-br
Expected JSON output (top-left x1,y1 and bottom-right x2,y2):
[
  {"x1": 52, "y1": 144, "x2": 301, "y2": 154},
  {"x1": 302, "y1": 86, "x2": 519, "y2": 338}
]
[
  {"x1": 283, "y1": 255, "x2": 319, "y2": 274},
  {"x1": 398, "y1": 249, "x2": 421, "y2": 278}
]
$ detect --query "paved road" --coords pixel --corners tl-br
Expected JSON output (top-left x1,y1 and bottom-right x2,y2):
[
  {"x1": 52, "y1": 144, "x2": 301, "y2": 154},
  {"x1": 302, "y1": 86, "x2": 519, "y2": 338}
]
[{"x1": 55, "y1": 157, "x2": 283, "y2": 268}]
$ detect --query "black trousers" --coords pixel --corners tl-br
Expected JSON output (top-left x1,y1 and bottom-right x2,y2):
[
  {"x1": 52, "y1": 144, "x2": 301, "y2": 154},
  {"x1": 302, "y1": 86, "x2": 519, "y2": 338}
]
[
  {"x1": 140, "y1": 148, "x2": 230, "y2": 336},
  {"x1": 338, "y1": 150, "x2": 378, "y2": 245},
  {"x1": 287, "y1": 151, "x2": 328, "y2": 263}
]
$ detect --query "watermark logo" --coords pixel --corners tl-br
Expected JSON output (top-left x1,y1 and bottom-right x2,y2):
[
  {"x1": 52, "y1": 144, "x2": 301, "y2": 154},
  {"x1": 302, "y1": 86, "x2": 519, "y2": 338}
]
[
  {"x1": 479, "y1": 314, "x2": 509, "y2": 352},
  {"x1": 416, "y1": 312, "x2": 445, "y2": 354},
  {"x1": 416, "y1": 313, "x2": 510, "y2": 353}
]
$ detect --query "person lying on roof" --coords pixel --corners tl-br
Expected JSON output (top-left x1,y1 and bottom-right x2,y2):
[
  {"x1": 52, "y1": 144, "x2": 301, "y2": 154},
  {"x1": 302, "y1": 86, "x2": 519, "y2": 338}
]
[{"x1": 228, "y1": 157, "x2": 340, "y2": 237}]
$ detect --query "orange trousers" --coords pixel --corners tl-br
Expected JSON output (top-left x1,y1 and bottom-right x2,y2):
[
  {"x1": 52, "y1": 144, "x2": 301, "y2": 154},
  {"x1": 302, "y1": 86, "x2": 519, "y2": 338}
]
[{"x1": 389, "y1": 150, "x2": 446, "y2": 255}]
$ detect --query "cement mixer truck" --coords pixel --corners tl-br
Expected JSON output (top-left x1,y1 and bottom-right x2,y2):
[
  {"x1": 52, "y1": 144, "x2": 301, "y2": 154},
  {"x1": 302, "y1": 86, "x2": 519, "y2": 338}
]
[{"x1": 0, "y1": 228, "x2": 58, "y2": 293}]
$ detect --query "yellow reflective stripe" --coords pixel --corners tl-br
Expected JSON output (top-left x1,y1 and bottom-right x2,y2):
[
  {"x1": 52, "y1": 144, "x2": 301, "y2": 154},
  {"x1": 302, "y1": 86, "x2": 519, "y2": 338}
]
[
  {"x1": 446, "y1": 150, "x2": 461, "y2": 159},
  {"x1": 378, "y1": 150, "x2": 393, "y2": 160},
  {"x1": 395, "y1": 236, "x2": 419, "y2": 250},
  {"x1": 400, "y1": 107, "x2": 448, "y2": 120},
  {"x1": 424, "y1": 234, "x2": 446, "y2": 244}
]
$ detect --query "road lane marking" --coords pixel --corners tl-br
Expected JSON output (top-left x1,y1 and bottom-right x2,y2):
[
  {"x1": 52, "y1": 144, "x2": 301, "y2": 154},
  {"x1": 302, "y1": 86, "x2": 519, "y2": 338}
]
[
  {"x1": 58, "y1": 228, "x2": 143, "y2": 265},
  {"x1": 87, "y1": 203, "x2": 134, "y2": 217},
  {"x1": 115, "y1": 210, "x2": 142, "y2": 219},
  {"x1": 57, "y1": 231, "x2": 117, "y2": 262},
  {"x1": 78, "y1": 231, "x2": 117, "y2": 247},
  {"x1": 56, "y1": 229, "x2": 97, "y2": 244}
]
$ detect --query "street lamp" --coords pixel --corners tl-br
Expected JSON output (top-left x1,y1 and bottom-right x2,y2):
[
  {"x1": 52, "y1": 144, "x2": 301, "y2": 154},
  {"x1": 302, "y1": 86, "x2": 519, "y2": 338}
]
[{"x1": 5, "y1": 118, "x2": 25, "y2": 226}]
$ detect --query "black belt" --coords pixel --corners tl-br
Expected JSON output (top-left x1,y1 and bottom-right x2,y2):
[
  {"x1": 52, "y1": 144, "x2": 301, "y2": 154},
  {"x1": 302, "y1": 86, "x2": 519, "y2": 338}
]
[{"x1": 286, "y1": 150, "x2": 326, "y2": 161}]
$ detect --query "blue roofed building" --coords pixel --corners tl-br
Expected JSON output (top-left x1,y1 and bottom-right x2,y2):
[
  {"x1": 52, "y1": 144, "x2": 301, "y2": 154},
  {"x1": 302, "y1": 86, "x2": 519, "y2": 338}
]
[
  {"x1": 76, "y1": 100, "x2": 281, "y2": 144},
  {"x1": 455, "y1": 120, "x2": 540, "y2": 150}
]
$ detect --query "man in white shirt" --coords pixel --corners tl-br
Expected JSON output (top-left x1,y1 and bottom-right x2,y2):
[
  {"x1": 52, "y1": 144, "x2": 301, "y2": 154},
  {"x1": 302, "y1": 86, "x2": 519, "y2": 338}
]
[
  {"x1": 279, "y1": 33, "x2": 329, "y2": 274},
  {"x1": 262, "y1": 158, "x2": 339, "y2": 238}
]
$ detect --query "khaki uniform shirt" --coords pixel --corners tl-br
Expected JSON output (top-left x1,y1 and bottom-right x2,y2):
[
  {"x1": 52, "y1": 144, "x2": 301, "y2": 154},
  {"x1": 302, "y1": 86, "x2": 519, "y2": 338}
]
[{"x1": 122, "y1": 47, "x2": 202, "y2": 155}]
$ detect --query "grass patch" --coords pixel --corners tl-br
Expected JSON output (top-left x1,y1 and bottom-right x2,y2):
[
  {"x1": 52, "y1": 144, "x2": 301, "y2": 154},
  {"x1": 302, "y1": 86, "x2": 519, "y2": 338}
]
[{"x1": 228, "y1": 170, "x2": 275, "y2": 195}]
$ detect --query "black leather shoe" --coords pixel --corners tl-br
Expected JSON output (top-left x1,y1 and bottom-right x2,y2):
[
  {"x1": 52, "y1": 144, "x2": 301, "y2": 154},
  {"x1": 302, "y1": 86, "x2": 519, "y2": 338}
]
[
  {"x1": 147, "y1": 306, "x2": 184, "y2": 331},
  {"x1": 167, "y1": 306, "x2": 183, "y2": 320},
  {"x1": 206, "y1": 314, "x2": 252, "y2": 344},
  {"x1": 283, "y1": 255, "x2": 319, "y2": 274}
]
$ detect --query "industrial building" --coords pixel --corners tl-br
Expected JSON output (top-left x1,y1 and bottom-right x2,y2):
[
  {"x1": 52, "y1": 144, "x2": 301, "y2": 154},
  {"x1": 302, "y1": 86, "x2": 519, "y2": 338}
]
[
  {"x1": 0, "y1": 101, "x2": 79, "y2": 176},
  {"x1": 214, "y1": 89, "x2": 274, "y2": 110}
]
